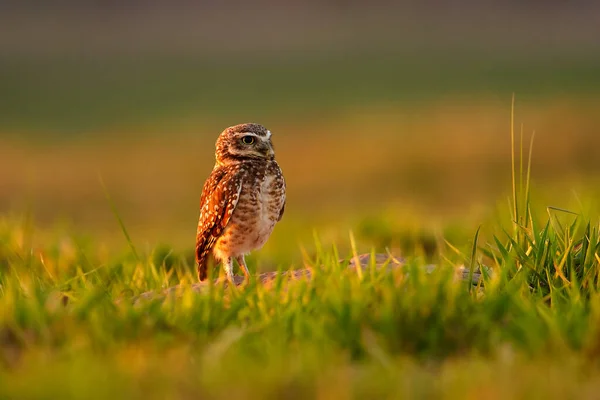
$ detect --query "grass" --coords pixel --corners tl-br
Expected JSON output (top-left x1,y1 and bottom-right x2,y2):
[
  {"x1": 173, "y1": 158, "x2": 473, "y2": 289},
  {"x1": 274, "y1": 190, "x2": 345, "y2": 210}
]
[
  {"x1": 1, "y1": 209, "x2": 600, "y2": 398},
  {"x1": 1, "y1": 114, "x2": 600, "y2": 399}
]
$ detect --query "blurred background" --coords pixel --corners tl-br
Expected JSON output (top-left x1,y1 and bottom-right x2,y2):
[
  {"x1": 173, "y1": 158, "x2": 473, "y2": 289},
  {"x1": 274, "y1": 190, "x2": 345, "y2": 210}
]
[{"x1": 1, "y1": 1, "x2": 600, "y2": 262}]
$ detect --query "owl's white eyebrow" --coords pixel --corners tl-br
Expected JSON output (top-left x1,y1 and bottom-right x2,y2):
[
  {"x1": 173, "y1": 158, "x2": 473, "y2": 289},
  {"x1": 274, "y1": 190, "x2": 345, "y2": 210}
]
[
  {"x1": 234, "y1": 132, "x2": 263, "y2": 138},
  {"x1": 266, "y1": 130, "x2": 271, "y2": 139}
]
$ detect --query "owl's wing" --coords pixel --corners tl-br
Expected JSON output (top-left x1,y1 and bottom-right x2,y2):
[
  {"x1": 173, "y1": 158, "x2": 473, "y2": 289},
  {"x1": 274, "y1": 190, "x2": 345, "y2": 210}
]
[
  {"x1": 278, "y1": 199, "x2": 286, "y2": 221},
  {"x1": 196, "y1": 167, "x2": 242, "y2": 280},
  {"x1": 277, "y1": 172, "x2": 286, "y2": 222}
]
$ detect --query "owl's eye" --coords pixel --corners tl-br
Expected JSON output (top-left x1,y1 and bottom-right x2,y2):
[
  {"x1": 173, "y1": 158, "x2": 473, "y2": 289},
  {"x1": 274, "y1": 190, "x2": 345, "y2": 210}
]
[{"x1": 241, "y1": 136, "x2": 255, "y2": 145}]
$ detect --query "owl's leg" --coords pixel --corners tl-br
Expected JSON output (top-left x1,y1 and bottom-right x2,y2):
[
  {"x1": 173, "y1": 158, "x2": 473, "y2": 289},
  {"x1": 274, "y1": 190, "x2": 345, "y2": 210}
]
[
  {"x1": 235, "y1": 255, "x2": 250, "y2": 281},
  {"x1": 222, "y1": 257, "x2": 235, "y2": 283}
]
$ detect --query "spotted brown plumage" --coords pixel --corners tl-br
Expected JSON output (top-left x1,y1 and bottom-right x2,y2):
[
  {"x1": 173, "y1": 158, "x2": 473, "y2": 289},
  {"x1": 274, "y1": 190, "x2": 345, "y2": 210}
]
[
  {"x1": 195, "y1": 123, "x2": 286, "y2": 282},
  {"x1": 195, "y1": 165, "x2": 242, "y2": 280}
]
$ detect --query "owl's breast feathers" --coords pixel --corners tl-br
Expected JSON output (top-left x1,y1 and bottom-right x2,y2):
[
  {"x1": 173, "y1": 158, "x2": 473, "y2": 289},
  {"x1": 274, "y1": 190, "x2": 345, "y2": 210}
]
[{"x1": 248, "y1": 161, "x2": 286, "y2": 245}]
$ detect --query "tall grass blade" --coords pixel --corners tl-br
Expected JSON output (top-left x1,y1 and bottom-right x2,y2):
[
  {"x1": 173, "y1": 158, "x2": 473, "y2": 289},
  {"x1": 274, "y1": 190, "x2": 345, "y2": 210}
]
[
  {"x1": 510, "y1": 93, "x2": 518, "y2": 232},
  {"x1": 468, "y1": 226, "x2": 481, "y2": 292},
  {"x1": 99, "y1": 174, "x2": 140, "y2": 262},
  {"x1": 524, "y1": 131, "x2": 535, "y2": 229}
]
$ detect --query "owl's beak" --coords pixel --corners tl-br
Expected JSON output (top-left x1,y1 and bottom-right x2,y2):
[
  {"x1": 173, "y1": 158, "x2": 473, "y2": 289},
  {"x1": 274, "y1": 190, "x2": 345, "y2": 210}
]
[{"x1": 266, "y1": 144, "x2": 275, "y2": 158}]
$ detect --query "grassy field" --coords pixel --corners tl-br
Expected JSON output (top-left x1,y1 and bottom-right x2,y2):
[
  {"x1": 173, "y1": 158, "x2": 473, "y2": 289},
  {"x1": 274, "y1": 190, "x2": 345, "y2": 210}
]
[
  {"x1": 1, "y1": 166, "x2": 600, "y2": 398},
  {"x1": 2, "y1": 47, "x2": 600, "y2": 397},
  {"x1": 2, "y1": 111, "x2": 600, "y2": 398}
]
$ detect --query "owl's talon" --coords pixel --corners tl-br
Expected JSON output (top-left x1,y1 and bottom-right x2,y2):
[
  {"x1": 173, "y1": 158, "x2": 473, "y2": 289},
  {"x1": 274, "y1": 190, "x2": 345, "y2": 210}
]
[
  {"x1": 226, "y1": 274, "x2": 236, "y2": 286},
  {"x1": 235, "y1": 255, "x2": 252, "y2": 284}
]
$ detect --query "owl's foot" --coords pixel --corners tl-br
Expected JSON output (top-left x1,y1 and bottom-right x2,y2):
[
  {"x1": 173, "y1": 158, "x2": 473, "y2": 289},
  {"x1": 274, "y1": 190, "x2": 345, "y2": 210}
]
[
  {"x1": 235, "y1": 255, "x2": 251, "y2": 283},
  {"x1": 222, "y1": 257, "x2": 236, "y2": 285},
  {"x1": 226, "y1": 271, "x2": 236, "y2": 285}
]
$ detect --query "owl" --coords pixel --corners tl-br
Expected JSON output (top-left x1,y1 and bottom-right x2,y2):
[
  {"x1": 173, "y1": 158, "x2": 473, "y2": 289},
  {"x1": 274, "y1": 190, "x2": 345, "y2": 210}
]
[{"x1": 195, "y1": 123, "x2": 286, "y2": 283}]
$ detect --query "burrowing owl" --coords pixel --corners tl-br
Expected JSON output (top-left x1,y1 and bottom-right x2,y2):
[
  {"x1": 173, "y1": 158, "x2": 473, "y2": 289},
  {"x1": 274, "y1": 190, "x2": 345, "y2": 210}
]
[{"x1": 195, "y1": 123, "x2": 286, "y2": 282}]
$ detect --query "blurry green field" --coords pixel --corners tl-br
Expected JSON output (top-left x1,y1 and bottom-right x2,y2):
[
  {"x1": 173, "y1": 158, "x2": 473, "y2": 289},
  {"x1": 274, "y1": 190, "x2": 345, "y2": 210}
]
[
  {"x1": 2, "y1": 95, "x2": 600, "y2": 253},
  {"x1": 2, "y1": 49, "x2": 600, "y2": 398},
  {"x1": 1, "y1": 184, "x2": 600, "y2": 398},
  {"x1": 2, "y1": 53, "x2": 600, "y2": 133},
  {"x1": 2, "y1": 115, "x2": 600, "y2": 399}
]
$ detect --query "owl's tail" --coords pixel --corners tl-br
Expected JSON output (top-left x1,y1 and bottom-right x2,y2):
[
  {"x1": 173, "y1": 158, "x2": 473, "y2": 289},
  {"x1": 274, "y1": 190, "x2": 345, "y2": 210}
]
[{"x1": 196, "y1": 246, "x2": 209, "y2": 281}]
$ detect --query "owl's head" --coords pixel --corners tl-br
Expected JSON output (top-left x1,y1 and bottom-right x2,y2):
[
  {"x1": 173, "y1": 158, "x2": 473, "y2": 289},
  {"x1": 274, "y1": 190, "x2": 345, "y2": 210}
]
[{"x1": 215, "y1": 123, "x2": 275, "y2": 165}]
